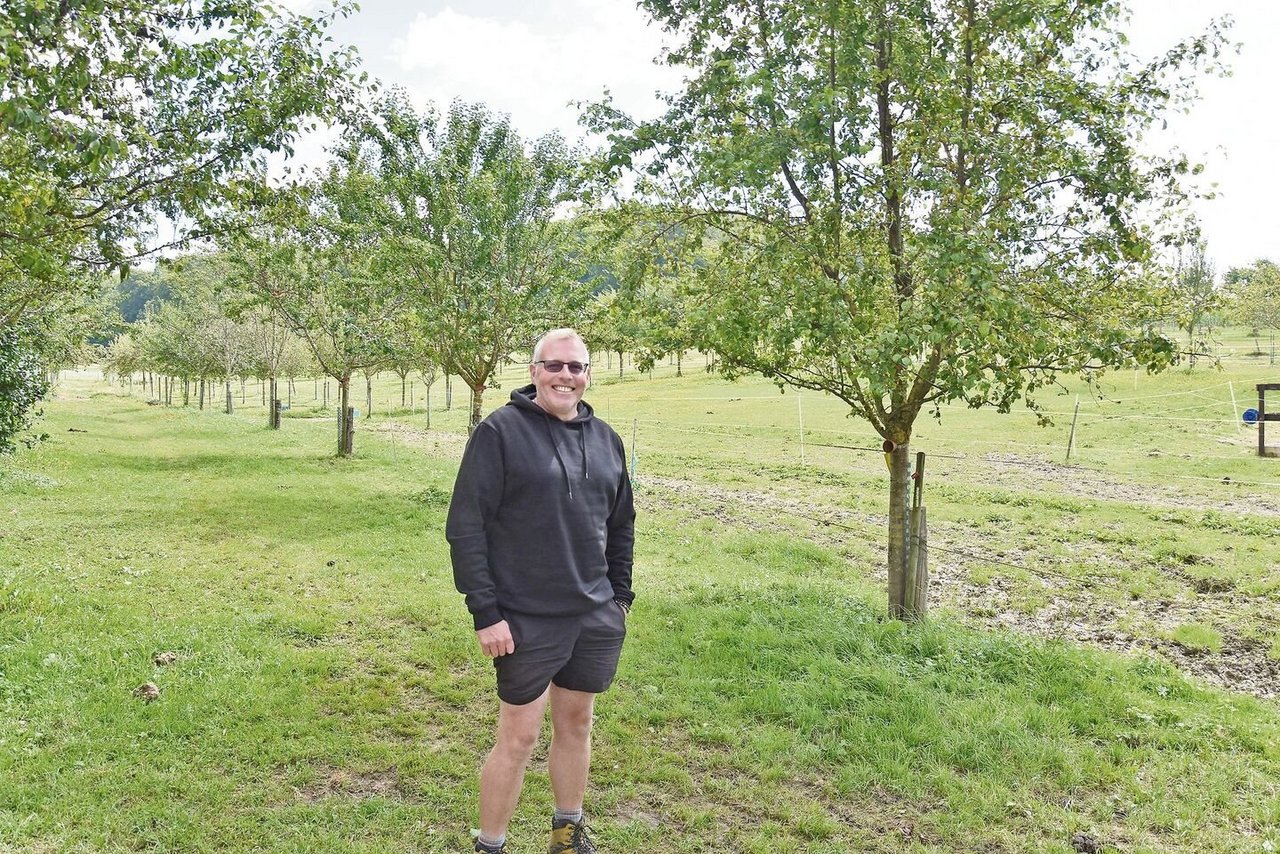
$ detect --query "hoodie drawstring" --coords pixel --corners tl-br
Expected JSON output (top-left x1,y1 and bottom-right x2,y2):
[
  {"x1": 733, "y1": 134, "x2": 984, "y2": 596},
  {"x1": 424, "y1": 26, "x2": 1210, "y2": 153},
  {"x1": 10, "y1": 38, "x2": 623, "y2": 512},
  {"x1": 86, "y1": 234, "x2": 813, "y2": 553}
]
[{"x1": 543, "y1": 414, "x2": 574, "y2": 500}]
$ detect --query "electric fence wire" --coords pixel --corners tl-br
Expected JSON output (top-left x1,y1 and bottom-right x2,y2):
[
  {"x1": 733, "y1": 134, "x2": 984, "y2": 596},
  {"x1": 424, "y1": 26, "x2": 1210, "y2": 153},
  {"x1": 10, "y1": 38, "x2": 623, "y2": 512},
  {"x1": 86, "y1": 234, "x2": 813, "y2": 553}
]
[{"x1": 634, "y1": 418, "x2": 1280, "y2": 485}]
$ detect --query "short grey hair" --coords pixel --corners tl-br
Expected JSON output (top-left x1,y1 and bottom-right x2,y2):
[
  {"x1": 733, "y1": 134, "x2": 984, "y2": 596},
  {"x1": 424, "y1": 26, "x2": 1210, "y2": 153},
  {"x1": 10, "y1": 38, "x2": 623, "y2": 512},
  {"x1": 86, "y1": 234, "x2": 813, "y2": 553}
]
[{"x1": 531, "y1": 328, "x2": 587, "y2": 362}]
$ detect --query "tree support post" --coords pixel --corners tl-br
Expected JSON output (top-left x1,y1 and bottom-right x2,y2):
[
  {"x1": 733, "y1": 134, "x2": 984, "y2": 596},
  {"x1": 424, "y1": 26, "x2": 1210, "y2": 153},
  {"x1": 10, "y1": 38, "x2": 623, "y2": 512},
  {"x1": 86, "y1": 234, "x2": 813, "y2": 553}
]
[{"x1": 904, "y1": 451, "x2": 928, "y2": 621}]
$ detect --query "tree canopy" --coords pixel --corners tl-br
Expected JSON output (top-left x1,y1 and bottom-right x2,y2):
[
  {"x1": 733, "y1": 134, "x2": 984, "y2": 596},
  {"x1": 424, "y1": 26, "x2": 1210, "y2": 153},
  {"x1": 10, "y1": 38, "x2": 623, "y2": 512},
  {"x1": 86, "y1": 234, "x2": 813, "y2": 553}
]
[
  {"x1": 590, "y1": 0, "x2": 1229, "y2": 616},
  {"x1": 0, "y1": 0, "x2": 362, "y2": 325},
  {"x1": 348, "y1": 94, "x2": 594, "y2": 430}
]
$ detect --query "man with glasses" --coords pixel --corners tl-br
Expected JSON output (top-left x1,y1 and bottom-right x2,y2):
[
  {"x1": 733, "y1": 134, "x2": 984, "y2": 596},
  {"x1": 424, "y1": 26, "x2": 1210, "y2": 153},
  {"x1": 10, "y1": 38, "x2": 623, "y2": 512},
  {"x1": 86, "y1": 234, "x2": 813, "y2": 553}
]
[{"x1": 447, "y1": 328, "x2": 636, "y2": 854}]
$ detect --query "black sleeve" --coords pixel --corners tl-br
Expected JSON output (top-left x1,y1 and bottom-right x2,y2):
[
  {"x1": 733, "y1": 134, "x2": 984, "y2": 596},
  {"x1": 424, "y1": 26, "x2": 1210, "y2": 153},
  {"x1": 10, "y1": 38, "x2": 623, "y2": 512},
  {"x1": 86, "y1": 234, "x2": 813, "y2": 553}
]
[
  {"x1": 604, "y1": 436, "x2": 636, "y2": 606},
  {"x1": 445, "y1": 423, "x2": 505, "y2": 630}
]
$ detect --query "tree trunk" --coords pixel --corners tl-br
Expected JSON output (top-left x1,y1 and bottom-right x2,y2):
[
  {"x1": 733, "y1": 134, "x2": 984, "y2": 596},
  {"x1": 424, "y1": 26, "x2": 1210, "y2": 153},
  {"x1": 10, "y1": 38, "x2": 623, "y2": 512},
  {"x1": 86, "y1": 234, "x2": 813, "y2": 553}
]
[
  {"x1": 618, "y1": 350, "x2": 624, "y2": 379},
  {"x1": 468, "y1": 384, "x2": 484, "y2": 434},
  {"x1": 183, "y1": 380, "x2": 190, "y2": 406},
  {"x1": 338, "y1": 376, "x2": 352, "y2": 456},
  {"x1": 401, "y1": 375, "x2": 407, "y2": 407},
  {"x1": 366, "y1": 375, "x2": 373, "y2": 419},
  {"x1": 676, "y1": 351, "x2": 683, "y2": 377},
  {"x1": 445, "y1": 374, "x2": 453, "y2": 410},
  {"x1": 199, "y1": 379, "x2": 205, "y2": 410},
  {"x1": 886, "y1": 442, "x2": 912, "y2": 621},
  {"x1": 225, "y1": 380, "x2": 234, "y2": 415},
  {"x1": 268, "y1": 377, "x2": 278, "y2": 428}
]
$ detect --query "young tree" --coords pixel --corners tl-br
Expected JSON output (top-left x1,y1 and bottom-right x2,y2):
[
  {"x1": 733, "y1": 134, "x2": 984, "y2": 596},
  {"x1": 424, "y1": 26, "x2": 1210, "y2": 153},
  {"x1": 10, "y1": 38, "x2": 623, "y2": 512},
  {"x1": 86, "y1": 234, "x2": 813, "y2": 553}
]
[
  {"x1": 348, "y1": 95, "x2": 593, "y2": 431},
  {"x1": 243, "y1": 305, "x2": 301, "y2": 423},
  {"x1": 591, "y1": 0, "x2": 1226, "y2": 618},
  {"x1": 173, "y1": 254, "x2": 256, "y2": 414},
  {"x1": 250, "y1": 168, "x2": 408, "y2": 456},
  {"x1": 134, "y1": 298, "x2": 207, "y2": 405},
  {"x1": 581, "y1": 291, "x2": 636, "y2": 379},
  {"x1": 1224, "y1": 260, "x2": 1280, "y2": 363},
  {"x1": 222, "y1": 246, "x2": 311, "y2": 424},
  {"x1": 1168, "y1": 241, "x2": 1219, "y2": 368}
]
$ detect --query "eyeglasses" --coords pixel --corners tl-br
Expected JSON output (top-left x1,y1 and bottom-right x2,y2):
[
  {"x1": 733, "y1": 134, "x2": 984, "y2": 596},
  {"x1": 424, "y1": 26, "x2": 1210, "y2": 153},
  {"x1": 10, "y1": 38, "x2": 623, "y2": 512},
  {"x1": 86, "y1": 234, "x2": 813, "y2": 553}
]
[{"x1": 533, "y1": 359, "x2": 589, "y2": 375}]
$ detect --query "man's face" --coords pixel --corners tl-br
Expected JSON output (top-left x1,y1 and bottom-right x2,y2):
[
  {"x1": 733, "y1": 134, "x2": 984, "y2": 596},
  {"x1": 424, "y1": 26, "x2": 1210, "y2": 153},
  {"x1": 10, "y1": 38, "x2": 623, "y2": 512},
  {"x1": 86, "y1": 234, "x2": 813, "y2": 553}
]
[{"x1": 530, "y1": 336, "x2": 590, "y2": 421}]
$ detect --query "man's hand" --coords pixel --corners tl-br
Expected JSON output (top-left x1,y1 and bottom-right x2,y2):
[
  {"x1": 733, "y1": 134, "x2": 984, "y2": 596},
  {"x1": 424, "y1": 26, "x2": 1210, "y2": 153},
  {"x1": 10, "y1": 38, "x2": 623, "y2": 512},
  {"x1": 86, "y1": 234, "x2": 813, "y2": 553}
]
[{"x1": 476, "y1": 620, "x2": 515, "y2": 658}]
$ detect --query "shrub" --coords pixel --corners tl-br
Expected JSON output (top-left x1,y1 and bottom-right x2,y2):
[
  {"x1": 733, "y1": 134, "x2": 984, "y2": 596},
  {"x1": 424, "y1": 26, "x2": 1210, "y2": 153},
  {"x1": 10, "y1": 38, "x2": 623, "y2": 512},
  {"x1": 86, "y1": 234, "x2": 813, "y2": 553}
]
[{"x1": 0, "y1": 328, "x2": 51, "y2": 454}]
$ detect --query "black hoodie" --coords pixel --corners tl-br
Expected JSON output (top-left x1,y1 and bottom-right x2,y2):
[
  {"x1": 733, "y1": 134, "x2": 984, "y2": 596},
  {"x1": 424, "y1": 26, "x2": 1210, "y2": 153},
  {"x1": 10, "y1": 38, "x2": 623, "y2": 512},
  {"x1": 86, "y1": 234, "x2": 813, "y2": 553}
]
[{"x1": 446, "y1": 385, "x2": 635, "y2": 630}]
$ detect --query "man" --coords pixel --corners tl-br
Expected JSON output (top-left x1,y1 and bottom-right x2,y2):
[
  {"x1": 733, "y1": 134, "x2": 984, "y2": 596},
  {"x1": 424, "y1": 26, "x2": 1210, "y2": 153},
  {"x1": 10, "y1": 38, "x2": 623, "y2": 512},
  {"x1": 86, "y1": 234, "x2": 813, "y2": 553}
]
[{"x1": 446, "y1": 328, "x2": 635, "y2": 854}]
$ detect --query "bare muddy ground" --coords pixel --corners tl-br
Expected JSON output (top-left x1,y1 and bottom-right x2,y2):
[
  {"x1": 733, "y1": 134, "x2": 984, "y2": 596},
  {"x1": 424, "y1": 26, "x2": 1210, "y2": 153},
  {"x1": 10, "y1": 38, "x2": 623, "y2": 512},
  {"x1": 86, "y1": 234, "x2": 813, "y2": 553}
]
[
  {"x1": 972, "y1": 451, "x2": 1280, "y2": 518},
  {"x1": 640, "y1": 472, "x2": 1279, "y2": 701}
]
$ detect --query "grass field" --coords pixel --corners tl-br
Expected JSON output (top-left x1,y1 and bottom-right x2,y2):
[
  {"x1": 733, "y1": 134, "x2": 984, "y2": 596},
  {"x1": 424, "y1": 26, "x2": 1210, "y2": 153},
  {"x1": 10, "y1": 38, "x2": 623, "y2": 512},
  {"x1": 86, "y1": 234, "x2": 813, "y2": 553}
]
[{"x1": 1, "y1": 338, "x2": 1278, "y2": 852}]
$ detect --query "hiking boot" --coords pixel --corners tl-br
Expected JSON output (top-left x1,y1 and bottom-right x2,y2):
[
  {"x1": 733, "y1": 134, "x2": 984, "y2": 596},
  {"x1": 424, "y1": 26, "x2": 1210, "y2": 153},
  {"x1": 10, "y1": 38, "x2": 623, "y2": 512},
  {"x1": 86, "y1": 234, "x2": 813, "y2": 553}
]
[
  {"x1": 548, "y1": 818, "x2": 598, "y2": 853},
  {"x1": 474, "y1": 840, "x2": 507, "y2": 853}
]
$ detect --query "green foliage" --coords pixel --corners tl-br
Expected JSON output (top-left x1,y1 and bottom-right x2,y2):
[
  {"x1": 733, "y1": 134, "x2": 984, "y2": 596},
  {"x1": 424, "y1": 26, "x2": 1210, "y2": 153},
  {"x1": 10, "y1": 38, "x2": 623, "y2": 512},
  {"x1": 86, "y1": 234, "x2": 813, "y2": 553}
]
[
  {"x1": 0, "y1": 327, "x2": 50, "y2": 453},
  {"x1": 594, "y1": 0, "x2": 1227, "y2": 436},
  {"x1": 1223, "y1": 260, "x2": 1280, "y2": 353},
  {"x1": 347, "y1": 93, "x2": 595, "y2": 429},
  {"x1": 0, "y1": 0, "x2": 363, "y2": 324},
  {"x1": 589, "y1": 0, "x2": 1228, "y2": 605},
  {"x1": 116, "y1": 272, "x2": 176, "y2": 324}
]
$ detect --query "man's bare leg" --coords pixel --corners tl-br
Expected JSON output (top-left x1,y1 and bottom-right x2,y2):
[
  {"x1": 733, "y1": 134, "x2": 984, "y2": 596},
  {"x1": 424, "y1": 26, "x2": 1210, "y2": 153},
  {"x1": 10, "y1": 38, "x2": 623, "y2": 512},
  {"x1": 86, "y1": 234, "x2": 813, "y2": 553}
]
[
  {"x1": 479, "y1": 688, "x2": 551, "y2": 840},
  {"x1": 547, "y1": 685, "x2": 596, "y2": 812}
]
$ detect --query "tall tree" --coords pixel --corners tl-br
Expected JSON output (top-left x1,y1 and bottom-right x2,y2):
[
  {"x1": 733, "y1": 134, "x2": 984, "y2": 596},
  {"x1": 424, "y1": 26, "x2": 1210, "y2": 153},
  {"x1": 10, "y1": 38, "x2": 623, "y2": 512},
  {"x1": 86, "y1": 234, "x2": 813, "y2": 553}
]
[
  {"x1": 0, "y1": 0, "x2": 361, "y2": 301},
  {"x1": 349, "y1": 95, "x2": 593, "y2": 431},
  {"x1": 590, "y1": 0, "x2": 1226, "y2": 618}
]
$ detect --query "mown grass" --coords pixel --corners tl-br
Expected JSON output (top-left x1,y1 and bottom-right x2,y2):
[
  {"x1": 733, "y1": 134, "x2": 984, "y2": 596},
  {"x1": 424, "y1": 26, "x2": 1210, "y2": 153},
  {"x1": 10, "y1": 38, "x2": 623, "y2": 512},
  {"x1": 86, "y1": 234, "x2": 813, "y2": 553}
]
[{"x1": 1, "y1": 351, "x2": 1278, "y2": 852}]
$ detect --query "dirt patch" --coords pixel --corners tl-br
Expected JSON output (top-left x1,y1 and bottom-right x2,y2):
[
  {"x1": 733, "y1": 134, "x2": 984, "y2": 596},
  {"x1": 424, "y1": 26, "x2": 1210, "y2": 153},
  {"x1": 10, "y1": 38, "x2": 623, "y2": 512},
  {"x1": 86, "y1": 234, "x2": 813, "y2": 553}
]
[
  {"x1": 642, "y1": 474, "x2": 881, "y2": 531},
  {"x1": 375, "y1": 423, "x2": 469, "y2": 459},
  {"x1": 639, "y1": 475, "x2": 1279, "y2": 700},
  {"x1": 976, "y1": 452, "x2": 1280, "y2": 517},
  {"x1": 292, "y1": 767, "x2": 405, "y2": 803}
]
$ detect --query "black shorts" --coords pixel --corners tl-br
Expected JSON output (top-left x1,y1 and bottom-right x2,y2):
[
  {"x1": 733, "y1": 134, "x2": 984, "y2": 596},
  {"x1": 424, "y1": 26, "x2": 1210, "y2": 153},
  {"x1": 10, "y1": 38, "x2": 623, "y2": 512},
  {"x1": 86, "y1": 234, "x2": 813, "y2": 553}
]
[{"x1": 494, "y1": 601, "x2": 627, "y2": 706}]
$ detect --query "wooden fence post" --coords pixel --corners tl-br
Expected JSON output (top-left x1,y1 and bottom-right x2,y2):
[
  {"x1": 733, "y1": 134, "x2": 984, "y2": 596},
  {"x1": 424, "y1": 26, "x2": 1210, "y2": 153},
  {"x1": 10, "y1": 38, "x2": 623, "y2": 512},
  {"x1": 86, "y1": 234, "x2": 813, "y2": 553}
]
[
  {"x1": 1065, "y1": 395, "x2": 1081, "y2": 461},
  {"x1": 904, "y1": 451, "x2": 927, "y2": 621}
]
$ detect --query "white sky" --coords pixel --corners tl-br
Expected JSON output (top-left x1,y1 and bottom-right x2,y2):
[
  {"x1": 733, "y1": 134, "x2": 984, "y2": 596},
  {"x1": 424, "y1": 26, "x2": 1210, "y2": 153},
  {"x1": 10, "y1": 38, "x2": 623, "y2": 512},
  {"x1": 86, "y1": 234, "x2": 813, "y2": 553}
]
[{"x1": 295, "y1": 0, "x2": 1278, "y2": 274}]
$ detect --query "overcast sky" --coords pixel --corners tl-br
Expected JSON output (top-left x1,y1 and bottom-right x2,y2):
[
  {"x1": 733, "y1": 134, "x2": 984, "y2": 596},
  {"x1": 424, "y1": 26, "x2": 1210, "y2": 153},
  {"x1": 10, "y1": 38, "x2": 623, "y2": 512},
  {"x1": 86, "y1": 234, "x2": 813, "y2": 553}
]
[{"x1": 295, "y1": 0, "x2": 1278, "y2": 274}]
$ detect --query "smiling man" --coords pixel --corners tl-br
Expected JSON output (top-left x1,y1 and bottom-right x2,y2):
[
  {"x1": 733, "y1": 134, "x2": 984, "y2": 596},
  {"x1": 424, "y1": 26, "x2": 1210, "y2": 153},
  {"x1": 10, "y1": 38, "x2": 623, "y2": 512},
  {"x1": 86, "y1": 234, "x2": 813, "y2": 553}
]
[{"x1": 446, "y1": 328, "x2": 636, "y2": 854}]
